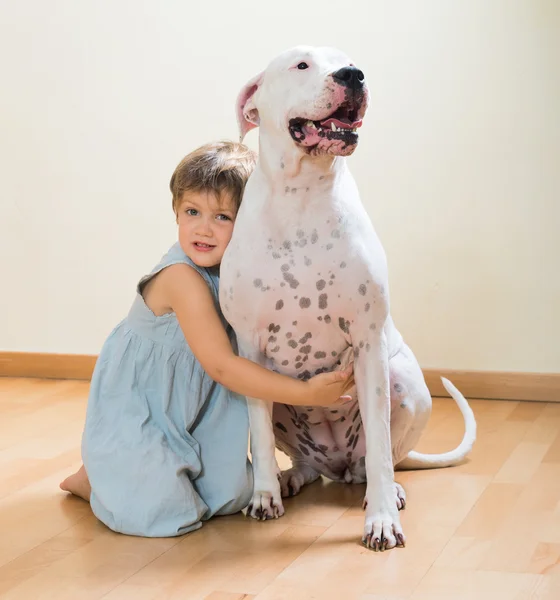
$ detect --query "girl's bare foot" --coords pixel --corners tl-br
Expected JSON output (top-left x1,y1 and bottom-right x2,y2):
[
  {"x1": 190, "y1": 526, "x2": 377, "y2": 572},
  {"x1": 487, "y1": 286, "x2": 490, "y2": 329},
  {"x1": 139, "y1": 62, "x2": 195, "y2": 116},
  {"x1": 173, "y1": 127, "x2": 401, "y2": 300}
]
[{"x1": 59, "y1": 464, "x2": 91, "y2": 502}]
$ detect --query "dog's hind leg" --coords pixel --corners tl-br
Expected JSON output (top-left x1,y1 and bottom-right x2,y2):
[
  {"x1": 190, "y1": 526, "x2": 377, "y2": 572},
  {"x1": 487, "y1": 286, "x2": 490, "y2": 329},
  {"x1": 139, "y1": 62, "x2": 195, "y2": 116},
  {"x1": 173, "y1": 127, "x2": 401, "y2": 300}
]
[
  {"x1": 280, "y1": 462, "x2": 320, "y2": 497},
  {"x1": 388, "y1": 342, "x2": 432, "y2": 467},
  {"x1": 389, "y1": 341, "x2": 476, "y2": 470}
]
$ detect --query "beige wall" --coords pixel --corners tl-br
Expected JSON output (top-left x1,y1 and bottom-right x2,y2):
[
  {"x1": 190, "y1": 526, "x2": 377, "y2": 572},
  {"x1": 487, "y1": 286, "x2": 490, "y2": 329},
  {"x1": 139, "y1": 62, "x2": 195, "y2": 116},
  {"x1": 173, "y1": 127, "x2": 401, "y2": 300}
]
[{"x1": 1, "y1": 1, "x2": 559, "y2": 372}]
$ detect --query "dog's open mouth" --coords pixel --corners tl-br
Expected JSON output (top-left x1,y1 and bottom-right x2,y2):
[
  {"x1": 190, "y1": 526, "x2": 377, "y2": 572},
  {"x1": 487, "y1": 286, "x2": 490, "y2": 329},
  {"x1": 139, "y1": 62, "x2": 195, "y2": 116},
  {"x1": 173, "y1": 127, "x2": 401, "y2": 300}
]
[{"x1": 288, "y1": 102, "x2": 363, "y2": 154}]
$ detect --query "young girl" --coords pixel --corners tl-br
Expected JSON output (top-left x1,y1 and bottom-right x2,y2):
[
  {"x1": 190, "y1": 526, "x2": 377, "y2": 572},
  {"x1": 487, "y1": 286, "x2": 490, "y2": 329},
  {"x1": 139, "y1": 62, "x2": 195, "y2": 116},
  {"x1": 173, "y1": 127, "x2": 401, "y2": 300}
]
[{"x1": 60, "y1": 140, "x2": 354, "y2": 538}]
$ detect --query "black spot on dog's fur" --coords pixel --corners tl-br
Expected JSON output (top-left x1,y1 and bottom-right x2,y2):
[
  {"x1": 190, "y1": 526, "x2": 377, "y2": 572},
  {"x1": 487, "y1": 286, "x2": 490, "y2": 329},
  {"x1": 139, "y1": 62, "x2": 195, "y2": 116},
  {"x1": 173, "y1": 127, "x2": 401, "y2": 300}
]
[{"x1": 283, "y1": 272, "x2": 299, "y2": 288}]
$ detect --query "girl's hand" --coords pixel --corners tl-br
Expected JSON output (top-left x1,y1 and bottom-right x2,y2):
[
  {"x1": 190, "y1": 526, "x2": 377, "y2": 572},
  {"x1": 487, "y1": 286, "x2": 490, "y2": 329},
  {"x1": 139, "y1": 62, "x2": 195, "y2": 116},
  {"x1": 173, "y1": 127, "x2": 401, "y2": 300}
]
[{"x1": 305, "y1": 364, "x2": 355, "y2": 406}]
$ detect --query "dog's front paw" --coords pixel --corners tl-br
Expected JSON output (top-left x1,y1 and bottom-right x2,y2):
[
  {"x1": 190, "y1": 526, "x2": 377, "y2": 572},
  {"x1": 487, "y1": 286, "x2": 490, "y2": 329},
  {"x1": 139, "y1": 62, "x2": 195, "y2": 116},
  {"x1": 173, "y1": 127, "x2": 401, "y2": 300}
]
[
  {"x1": 246, "y1": 478, "x2": 284, "y2": 520},
  {"x1": 394, "y1": 482, "x2": 406, "y2": 510},
  {"x1": 362, "y1": 505, "x2": 405, "y2": 551},
  {"x1": 362, "y1": 482, "x2": 407, "y2": 512}
]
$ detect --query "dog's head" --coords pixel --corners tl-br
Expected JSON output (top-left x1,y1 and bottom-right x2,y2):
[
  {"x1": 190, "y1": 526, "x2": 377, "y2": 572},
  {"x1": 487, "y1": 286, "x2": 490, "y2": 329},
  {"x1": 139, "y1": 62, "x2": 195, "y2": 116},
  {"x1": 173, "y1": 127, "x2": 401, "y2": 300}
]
[{"x1": 237, "y1": 46, "x2": 369, "y2": 157}]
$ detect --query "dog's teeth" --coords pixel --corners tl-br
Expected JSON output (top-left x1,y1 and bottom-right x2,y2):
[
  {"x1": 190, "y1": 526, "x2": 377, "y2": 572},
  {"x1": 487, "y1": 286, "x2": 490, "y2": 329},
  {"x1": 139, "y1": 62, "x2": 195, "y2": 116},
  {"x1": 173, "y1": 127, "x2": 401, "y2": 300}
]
[{"x1": 331, "y1": 122, "x2": 336, "y2": 131}]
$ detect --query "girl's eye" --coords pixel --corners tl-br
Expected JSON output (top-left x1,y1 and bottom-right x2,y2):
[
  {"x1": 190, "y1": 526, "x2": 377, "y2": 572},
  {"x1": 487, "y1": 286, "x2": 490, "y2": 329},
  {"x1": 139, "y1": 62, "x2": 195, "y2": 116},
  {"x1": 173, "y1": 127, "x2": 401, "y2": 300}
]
[
  {"x1": 217, "y1": 214, "x2": 231, "y2": 221},
  {"x1": 297, "y1": 62, "x2": 309, "y2": 70},
  {"x1": 186, "y1": 208, "x2": 198, "y2": 216}
]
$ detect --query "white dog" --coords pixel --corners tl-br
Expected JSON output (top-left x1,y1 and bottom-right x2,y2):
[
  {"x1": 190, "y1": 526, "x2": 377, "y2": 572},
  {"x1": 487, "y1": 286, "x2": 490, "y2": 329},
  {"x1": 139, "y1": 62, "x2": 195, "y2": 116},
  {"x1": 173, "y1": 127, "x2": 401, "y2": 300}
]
[{"x1": 219, "y1": 46, "x2": 476, "y2": 551}]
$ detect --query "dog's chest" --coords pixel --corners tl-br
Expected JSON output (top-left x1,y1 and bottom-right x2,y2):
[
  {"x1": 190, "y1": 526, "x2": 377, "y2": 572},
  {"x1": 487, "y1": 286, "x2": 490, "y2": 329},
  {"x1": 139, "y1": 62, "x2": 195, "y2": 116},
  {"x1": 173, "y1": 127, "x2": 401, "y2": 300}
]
[
  {"x1": 220, "y1": 211, "x2": 382, "y2": 376},
  {"x1": 223, "y1": 217, "x2": 352, "y2": 321}
]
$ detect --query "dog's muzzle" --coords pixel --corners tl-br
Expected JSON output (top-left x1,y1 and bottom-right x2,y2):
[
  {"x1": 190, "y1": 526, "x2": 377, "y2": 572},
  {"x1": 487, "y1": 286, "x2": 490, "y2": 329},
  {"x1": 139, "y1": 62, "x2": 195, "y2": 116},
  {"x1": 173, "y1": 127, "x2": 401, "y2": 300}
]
[
  {"x1": 288, "y1": 67, "x2": 368, "y2": 157},
  {"x1": 332, "y1": 66, "x2": 365, "y2": 91}
]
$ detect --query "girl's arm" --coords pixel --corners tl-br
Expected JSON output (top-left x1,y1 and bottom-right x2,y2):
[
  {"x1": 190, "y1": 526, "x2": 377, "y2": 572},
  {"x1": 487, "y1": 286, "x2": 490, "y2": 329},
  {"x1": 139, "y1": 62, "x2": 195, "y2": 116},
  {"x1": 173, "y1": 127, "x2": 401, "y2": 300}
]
[{"x1": 158, "y1": 263, "x2": 353, "y2": 406}]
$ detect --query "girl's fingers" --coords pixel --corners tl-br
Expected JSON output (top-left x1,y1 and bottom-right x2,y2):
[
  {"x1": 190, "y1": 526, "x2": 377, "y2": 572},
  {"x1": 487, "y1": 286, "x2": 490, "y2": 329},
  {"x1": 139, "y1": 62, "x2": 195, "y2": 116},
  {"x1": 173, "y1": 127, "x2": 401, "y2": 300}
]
[
  {"x1": 338, "y1": 365, "x2": 354, "y2": 380},
  {"x1": 343, "y1": 363, "x2": 354, "y2": 375}
]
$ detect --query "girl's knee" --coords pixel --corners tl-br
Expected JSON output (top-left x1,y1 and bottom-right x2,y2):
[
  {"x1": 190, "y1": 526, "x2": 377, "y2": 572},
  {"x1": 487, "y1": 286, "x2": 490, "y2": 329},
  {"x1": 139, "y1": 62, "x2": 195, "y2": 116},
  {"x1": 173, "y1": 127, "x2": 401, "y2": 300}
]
[{"x1": 215, "y1": 463, "x2": 253, "y2": 516}]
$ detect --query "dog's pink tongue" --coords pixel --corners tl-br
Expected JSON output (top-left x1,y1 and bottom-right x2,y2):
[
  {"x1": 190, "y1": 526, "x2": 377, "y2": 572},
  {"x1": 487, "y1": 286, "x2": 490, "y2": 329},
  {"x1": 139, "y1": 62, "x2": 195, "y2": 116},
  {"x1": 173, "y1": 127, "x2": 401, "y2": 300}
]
[
  {"x1": 320, "y1": 118, "x2": 363, "y2": 129},
  {"x1": 300, "y1": 123, "x2": 323, "y2": 147}
]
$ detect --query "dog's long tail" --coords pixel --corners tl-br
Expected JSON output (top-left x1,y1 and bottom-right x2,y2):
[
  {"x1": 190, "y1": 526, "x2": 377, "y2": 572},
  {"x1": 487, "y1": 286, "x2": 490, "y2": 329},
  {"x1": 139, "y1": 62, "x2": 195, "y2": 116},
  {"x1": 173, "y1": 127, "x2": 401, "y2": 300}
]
[{"x1": 397, "y1": 377, "x2": 477, "y2": 470}]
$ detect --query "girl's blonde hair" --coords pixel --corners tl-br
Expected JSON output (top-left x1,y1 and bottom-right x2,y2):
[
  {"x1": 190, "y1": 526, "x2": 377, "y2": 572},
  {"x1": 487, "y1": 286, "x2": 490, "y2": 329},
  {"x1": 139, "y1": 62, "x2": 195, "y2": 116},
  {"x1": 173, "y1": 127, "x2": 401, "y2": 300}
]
[{"x1": 170, "y1": 140, "x2": 257, "y2": 215}]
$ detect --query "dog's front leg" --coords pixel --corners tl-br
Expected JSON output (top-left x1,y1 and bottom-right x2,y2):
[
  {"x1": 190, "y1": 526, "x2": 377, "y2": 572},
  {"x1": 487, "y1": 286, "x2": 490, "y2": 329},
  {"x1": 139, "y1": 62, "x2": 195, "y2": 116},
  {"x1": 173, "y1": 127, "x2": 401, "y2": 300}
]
[
  {"x1": 353, "y1": 328, "x2": 405, "y2": 551},
  {"x1": 237, "y1": 341, "x2": 284, "y2": 520}
]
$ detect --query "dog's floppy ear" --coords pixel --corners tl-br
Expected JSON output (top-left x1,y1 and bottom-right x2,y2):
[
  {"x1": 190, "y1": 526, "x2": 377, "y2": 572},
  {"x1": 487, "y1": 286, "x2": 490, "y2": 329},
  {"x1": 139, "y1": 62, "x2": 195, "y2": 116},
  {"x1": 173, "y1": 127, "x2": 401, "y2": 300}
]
[{"x1": 236, "y1": 71, "x2": 264, "y2": 142}]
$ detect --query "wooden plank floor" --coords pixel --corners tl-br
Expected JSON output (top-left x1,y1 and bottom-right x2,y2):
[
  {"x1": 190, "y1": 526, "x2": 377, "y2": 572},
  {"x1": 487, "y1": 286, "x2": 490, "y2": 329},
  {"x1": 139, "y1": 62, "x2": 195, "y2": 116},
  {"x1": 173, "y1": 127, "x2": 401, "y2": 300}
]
[{"x1": 0, "y1": 377, "x2": 559, "y2": 599}]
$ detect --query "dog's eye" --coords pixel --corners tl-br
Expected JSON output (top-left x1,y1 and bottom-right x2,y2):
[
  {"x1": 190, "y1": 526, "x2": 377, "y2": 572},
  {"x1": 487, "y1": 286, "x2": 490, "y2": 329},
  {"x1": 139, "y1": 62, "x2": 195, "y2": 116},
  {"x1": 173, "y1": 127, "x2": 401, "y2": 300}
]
[{"x1": 297, "y1": 62, "x2": 309, "y2": 70}]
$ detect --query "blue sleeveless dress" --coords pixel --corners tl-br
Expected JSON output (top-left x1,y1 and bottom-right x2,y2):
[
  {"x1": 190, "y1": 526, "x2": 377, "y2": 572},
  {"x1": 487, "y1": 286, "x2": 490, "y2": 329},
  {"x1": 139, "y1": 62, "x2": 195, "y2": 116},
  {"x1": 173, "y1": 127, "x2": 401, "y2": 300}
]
[{"x1": 81, "y1": 242, "x2": 252, "y2": 537}]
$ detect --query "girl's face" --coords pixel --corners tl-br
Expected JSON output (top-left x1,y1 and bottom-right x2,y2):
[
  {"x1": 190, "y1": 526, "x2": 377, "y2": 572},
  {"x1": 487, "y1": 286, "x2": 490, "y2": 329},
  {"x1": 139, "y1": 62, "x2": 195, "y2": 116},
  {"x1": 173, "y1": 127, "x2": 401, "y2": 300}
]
[{"x1": 177, "y1": 190, "x2": 237, "y2": 268}]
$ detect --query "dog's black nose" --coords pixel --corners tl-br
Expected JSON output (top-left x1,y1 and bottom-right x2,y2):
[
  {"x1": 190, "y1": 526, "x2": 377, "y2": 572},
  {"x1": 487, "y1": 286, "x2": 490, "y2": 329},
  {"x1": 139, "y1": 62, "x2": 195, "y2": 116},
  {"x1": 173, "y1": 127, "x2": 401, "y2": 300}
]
[{"x1": 332, "y1": 66, "x2": 365, "y2": 89}]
